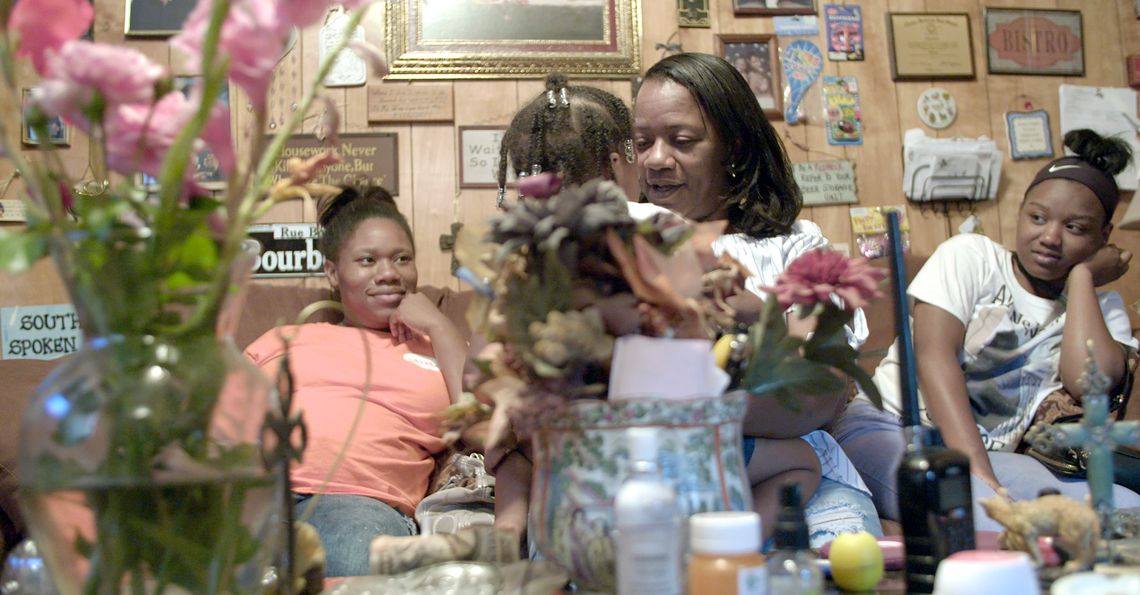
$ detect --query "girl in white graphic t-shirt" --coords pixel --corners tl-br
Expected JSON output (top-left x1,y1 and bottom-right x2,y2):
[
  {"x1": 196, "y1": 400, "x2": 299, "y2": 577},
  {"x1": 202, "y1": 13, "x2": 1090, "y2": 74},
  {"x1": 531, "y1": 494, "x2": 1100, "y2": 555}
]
[{"x1": 834, "y1": 129, "x2": 1140, "y2": 530}]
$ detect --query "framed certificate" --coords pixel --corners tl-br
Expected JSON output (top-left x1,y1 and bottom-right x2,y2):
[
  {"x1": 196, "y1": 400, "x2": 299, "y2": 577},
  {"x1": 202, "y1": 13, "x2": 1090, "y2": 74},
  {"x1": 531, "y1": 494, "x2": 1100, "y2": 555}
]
[{"x1": 886, "y1": 13, "x2": 975, "y2": 81}]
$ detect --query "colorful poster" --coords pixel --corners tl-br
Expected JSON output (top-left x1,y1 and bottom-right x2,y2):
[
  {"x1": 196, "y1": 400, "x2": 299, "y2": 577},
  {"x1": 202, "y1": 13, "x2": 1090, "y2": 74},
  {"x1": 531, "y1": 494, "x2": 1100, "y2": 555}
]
[
  {"x1": 822, "y1": 76, "x2": 862, "y2": 145},
  {"x1": 825, "y1": 4, "x2": 863, "y2": 61}
]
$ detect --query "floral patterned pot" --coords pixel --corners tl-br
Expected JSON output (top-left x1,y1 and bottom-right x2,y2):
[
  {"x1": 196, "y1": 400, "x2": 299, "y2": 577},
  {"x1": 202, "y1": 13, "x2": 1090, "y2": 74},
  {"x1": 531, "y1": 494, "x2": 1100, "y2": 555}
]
[{"x1": 528, "y1": 392, "x2": 751, "y2": 591}]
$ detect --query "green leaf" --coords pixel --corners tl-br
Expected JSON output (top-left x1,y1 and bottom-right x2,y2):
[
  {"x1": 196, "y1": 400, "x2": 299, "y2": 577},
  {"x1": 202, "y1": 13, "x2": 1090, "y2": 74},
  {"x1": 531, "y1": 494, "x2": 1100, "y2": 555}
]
[{"x1": 0, "y1": 229, "x2": 48, "y2": 272}]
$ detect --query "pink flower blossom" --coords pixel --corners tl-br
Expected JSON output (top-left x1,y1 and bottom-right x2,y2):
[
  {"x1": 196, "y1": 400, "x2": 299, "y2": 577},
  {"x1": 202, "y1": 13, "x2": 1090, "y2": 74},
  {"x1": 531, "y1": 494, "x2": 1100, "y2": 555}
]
[
  {"x1": 33, "y1": 41, "x2": 166, "y2": 129},
  {"x1": 9, "y1": 0, "x2": 93, "y2": 74},
  {"x1": 171, "y1": 0, "x2": 286, "y2": 106},
  {"x1": 104, "y1": 93, "x2": 193, "y2": 177},
  {"x1": 766, "y1": 249, "x2": 886, "y2": 310}
]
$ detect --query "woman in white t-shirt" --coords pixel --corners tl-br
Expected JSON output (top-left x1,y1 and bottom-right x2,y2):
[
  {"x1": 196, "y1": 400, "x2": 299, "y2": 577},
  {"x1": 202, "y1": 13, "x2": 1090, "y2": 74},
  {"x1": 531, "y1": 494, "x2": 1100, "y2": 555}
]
[{"x1": 834, "y1": 129, "x2": 1140, "y2": 530}]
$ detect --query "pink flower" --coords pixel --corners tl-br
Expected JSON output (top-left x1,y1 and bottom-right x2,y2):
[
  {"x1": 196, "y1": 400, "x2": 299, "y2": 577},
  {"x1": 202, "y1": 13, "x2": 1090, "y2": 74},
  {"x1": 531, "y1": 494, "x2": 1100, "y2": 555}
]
[
  {"x1": 172, "y1": 0, "x2": 286, "y2": 106},
  {"x1": 104, "y1": 93, "x2": 192, "y2": 176},
  {"x1": 518, "y1": 172, "x2": 563, "y2": 199},
  {"x1": 9, "y1": 0, "x2": 93, "y2": 74},
  {"x1": 33, "y1": 41, "x2": 166, "y2": 129},
  {"x1": 276, "y1": 0, "x2": 339, "y2": 29},
  {"x1": 766, "y1": 249, "x2": 886, "y2": 310}
]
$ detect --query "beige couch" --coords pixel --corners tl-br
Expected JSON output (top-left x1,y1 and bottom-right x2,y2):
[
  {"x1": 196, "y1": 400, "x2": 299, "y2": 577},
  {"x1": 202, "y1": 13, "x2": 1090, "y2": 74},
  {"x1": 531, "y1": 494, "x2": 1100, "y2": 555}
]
[{"x1": 0, "y1": 281, "x2": 473, "y2": 558}]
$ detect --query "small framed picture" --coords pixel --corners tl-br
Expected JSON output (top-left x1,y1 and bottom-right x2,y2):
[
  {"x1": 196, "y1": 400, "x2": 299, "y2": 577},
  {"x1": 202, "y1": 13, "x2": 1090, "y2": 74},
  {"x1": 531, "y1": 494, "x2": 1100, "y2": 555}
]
[
  {"x1": 734, "y1": 0, "x2": 816, "y2": 16},
  {"x1": 125, "y1": 0, "x2": 196, "y2": 38},
  {"x1": 718, "y1": 35, "x2": 783, "y2": 119},
  {"x1": 21, "y1": 90, "x2": 69, "y2": 147},
  {"x1": 174, "y1": 76, "x2": 229, "y2": 190},
  {"x1": 458, "y1": 127, "x2": 515, "y2": 189},
  {"x1": 984, "y1": 8, "x2": 1083, "y2": 76}
]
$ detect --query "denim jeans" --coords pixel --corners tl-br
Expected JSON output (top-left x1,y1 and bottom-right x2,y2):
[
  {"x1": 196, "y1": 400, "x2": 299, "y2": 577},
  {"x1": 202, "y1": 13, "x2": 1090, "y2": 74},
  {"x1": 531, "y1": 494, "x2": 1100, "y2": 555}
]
[
  {"x1": 743, "y1": 437, "x2": 883, "y2": 548},
  {"x1": 293, "y1": 493, "x2": 417, "y2": 577},
  {"x1": 832, "y1": 398, "x2": 1140, "y2": 531}
]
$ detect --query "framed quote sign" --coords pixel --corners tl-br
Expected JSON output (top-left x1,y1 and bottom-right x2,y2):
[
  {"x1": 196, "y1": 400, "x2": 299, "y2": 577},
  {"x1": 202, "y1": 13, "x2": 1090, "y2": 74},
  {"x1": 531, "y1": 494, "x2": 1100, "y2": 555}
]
[
  {"x1": 269, "y1": 133, "x2": 399, "y2": 193},
  {"x1": 458, "y1": 127, "x2": 515, "y2": 189}
]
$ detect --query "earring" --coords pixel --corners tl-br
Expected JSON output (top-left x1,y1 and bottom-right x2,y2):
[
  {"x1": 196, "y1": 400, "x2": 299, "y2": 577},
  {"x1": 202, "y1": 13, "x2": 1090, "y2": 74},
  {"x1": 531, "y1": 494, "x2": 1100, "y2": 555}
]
[
  {"x1": 727, "y1": 163, "x2": 738, "y2": 179},
  {"x1": 624, "y1": 139, "x2": 635, "y2": 163},
  {"x1": 559, "y1": 87, "x2": 570, "y2": 107},
  {"x1": 546, "y1": 90, "x2": 557, "y2": 108},
  {"x1": 496, "y1": 186, "x2": 506, "y2": 209}
]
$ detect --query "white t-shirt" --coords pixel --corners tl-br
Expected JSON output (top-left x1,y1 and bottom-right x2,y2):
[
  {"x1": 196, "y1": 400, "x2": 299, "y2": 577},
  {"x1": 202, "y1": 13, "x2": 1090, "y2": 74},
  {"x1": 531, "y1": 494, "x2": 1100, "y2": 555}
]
[
  {"x1": 872, "y1": 233, "x2": 1137, "y2": 451},
  {"x1": 715, "y1": 219, "x2": 870, "y2": 494}
]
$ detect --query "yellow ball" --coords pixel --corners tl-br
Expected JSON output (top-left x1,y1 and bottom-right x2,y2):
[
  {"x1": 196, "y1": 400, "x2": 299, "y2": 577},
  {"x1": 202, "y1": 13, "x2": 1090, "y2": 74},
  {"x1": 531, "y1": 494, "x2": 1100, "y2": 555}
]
[{"x1": 828, "y1": 532, "x2": 884, "y2": 591}]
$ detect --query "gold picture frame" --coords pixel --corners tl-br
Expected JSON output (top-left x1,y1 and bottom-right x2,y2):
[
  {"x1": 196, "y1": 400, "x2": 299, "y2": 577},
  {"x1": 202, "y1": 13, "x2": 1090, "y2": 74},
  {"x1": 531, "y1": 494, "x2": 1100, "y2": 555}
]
[
  {"x1": 384, "y1": 0, "x2": 642, "y2": 79},
  {"x1": 886, "y1": 13, "x2": 976, "y2": 81}
]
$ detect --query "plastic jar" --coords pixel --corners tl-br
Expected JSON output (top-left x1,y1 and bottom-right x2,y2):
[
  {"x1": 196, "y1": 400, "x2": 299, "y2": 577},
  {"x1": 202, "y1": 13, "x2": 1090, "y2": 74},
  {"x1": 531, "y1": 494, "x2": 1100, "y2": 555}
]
[{"x1": 688, "y1": 511, "x2": 768, "y2": 595}]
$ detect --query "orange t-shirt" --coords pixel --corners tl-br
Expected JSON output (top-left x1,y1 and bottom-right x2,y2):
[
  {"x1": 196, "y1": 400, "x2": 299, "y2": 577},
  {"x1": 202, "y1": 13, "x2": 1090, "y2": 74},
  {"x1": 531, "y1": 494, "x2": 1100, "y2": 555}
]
[{"x1": 245, "y1": 323, "x2": 449, "y2": 516}]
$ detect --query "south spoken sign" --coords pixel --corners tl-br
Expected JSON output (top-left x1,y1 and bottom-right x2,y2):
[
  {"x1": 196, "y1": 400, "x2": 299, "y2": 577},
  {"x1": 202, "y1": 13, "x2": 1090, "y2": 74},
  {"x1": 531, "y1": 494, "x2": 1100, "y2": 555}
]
[{"x1": 2, "y1": 304, "x2": 83, "y2": 360}]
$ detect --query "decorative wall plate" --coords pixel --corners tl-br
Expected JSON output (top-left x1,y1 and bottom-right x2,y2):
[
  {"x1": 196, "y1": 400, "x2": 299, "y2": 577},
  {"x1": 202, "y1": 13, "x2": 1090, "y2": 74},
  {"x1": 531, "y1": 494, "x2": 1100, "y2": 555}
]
[{"x1": 917, "y1": 87, "x2": 957, "y2": 129}]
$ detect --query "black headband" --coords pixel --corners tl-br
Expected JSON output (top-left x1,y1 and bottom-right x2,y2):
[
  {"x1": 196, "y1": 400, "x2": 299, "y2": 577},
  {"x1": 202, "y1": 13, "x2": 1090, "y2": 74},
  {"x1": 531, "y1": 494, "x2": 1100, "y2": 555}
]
[{"x1": 1026, "y1": 156, "x2": 1119, "y2": 219}]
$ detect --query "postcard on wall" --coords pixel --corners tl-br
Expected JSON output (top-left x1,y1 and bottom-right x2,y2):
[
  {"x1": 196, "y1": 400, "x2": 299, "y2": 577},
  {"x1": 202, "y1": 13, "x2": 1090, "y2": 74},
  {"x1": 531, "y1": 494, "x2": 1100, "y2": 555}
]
[
  {"x1": 0, "y1": 199, "x2": 27, "y2": 222},
  {"x1": 822, "y1": 76, "x2": 862, "y2": 145},
  {"x1": 1005, "y1": 110, "x2": 1053, "y2": 160},
  {"x1": 824, "y1": 4, "x2": 864, "y2": 61}
]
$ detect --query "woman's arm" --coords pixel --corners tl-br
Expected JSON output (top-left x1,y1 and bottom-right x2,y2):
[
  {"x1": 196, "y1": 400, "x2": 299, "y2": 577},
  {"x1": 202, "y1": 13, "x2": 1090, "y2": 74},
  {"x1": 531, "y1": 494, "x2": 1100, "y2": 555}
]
[
  {"x1": 390, "y1": 292, "x2": 468, "y2": 404},
  {"x1": 1060, "y1": 248, "x2": 1131, "y2": 395},
  {"x1": 912, "y1": 301, "x2": 1001, "y2": 492}
]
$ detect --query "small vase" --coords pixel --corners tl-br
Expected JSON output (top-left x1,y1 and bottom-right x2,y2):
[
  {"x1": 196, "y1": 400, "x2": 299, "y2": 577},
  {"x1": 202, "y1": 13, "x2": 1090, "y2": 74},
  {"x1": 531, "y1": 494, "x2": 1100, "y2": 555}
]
[
  {"x1": 18, "y1": 330, "x2": 279, "y2": 594},
  {"x1": 528, "y1": 392, "x2": 751, "y2": 592}
]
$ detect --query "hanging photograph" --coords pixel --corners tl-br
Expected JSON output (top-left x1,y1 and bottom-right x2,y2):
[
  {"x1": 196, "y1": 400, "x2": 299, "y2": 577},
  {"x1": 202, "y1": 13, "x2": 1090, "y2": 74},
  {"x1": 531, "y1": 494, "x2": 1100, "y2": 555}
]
[
  {"x1": 385, "y1": 0, "x2": 642, "y2": 79},
  {"x1": 174, "y1": 77, "x2": 229, "y2": 189},
  {"x1": 734, "y1": 0, "x2": 816, "y2": 16},
  {"x1": 21, "y1": 90, "x2": 69, "y2": 147},
  {"x1": 718, "y1": 35, "x2": 782, "y2": 119},
  {"x1": 125, "y1": 0, "x2": 197, "y2": 37},
  {"x1": 984, "y1": 8, "x2": 1083, "y2": 76}
]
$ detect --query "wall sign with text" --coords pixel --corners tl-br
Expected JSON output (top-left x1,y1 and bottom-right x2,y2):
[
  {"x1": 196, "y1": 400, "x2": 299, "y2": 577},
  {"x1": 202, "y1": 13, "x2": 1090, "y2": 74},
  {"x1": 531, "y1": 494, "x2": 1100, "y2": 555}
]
[
  {"x1": 793, "y1": 160, "x2": 857, "y2": 206},
  {"x1": 984, "y1": 8, "x2": 1083, "y2": 77},
  {"x1": 458, "y1": 127, "x2": 515, "y2": 189},
  {"x1": 244, "y1": 223, "x2": 324, "y2": 278},
  {"x1": 270, "y1": 133, "x2": 399, "y2": 194},
  {"x1": 2, "y1": 304, "x2": 83, "y2": 360}
]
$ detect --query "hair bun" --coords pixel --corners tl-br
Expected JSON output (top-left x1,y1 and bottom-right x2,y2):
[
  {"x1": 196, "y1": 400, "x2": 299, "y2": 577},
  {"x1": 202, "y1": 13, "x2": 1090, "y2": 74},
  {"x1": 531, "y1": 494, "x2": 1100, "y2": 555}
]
[
  {"x1": 545, "y1": 72, "x2": 570, "y2": 92},
  {"x1": 1063, "y1": 129, "x2": 1132, "y2": 177}
]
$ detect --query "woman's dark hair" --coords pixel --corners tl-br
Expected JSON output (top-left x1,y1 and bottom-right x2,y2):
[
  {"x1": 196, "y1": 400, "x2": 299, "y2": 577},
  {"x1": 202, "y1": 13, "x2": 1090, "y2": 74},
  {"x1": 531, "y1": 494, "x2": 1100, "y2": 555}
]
[
  {"x1": 1064, "y1": 129, "x2": 1131, "y2": 177},
  {"x1": 317, "y1": 185, "x2": 412, "y2": 260},
  {"x1": 497, "y1": 73, "x2": 634, "y2": 191},
  {"x1": 642, "y1": 52, "x2": 801, "y2": 238}
]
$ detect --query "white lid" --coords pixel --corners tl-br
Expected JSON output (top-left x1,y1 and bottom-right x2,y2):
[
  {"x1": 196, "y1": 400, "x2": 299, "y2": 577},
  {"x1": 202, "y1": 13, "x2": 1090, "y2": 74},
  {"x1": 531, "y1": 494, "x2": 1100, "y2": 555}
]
[
  {"x1": 690, "y1": 511, "x2": 762, "y2": 555},
  {"x1": 627, "y1": 427, "x2": 659, "y2": 463}
]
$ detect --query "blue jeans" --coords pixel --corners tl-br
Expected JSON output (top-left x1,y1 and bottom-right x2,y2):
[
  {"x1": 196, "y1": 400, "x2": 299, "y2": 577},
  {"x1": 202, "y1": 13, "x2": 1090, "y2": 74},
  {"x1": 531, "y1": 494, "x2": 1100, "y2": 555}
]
[
  {"x1": 743, "y1": 437, "x2": 883, "y2": 548},
  {"x1": 832, "y1": 398, "x2": 1140, "y2": 531},
  {"x1": 293, "y1": 493, "x2": 417, "y2": 577}
]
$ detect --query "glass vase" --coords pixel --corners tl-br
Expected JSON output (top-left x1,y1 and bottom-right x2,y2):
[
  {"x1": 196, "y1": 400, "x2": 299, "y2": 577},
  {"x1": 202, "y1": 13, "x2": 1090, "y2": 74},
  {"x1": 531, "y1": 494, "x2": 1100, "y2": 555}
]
[
  {"x1": 17, "y1": 328, "x2": 280, "y2": 595},
  {"x1": 528, "y1": 391, "x2": 751, "y2": 592}
]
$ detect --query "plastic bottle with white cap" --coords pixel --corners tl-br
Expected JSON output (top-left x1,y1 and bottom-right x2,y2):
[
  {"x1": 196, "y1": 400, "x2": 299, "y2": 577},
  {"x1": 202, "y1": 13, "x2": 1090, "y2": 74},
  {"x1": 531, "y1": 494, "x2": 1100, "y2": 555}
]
[
  {"x1": 615, "y1": 427, "x2": 682, "y2": 595},
  {"x1": 688, "y1": 511, "x2": 768, "y2": 595}
]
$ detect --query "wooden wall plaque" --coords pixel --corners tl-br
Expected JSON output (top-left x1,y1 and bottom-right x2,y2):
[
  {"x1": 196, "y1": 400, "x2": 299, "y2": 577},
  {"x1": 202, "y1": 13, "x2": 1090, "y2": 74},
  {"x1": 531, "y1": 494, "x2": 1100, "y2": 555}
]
[{"x1": 368, "y1": 84, "x2": 454, "y2": 123}]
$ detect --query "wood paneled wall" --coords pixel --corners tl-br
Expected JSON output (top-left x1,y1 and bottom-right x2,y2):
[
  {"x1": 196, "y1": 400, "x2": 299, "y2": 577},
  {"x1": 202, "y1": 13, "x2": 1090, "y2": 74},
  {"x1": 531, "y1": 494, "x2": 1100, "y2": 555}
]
[{"x1": 2, "y1": 1, "x2": 1139, "y2": 330}]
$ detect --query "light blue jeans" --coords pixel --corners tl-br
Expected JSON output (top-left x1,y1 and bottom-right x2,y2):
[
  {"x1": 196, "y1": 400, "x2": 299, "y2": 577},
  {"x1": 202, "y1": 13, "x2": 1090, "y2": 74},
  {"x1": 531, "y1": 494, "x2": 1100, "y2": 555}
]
[
  {"x1": 744, "y1": 436, "x2": 883, "y2": 548},
  {"x1": 293, "y1": 493, "x2": 417, "y2": 577},
  {"x1": 832, "y1": 398, "x2": 1140, "y2": 532}
]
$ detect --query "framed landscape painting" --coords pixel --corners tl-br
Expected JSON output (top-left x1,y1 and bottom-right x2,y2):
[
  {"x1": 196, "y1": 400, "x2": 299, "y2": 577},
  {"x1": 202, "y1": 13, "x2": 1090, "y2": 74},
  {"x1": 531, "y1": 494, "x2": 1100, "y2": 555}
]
[{"x1": 384, "y1": 0, "x2": 642, "y2": 79}]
